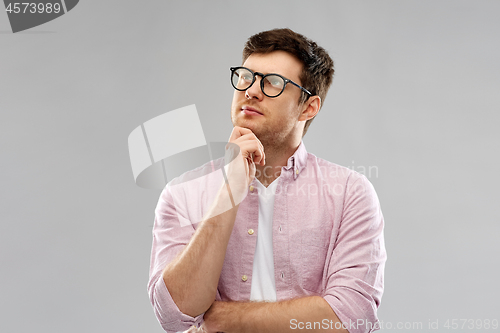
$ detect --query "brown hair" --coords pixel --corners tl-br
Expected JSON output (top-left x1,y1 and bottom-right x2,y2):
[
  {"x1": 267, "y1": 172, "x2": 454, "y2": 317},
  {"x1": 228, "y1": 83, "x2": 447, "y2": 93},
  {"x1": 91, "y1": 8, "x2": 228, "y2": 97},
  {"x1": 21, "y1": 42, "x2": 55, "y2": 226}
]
[{"x1": 242, "y1": 28, "x2": 334, "y2": 136}]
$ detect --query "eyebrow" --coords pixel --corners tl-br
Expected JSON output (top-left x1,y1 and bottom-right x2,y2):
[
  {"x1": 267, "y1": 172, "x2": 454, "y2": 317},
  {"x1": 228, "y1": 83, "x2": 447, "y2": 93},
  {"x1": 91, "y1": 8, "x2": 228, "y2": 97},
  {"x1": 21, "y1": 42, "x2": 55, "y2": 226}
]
[{"x1": 248, "y1": 67, "x2": 291, "y2": 79}]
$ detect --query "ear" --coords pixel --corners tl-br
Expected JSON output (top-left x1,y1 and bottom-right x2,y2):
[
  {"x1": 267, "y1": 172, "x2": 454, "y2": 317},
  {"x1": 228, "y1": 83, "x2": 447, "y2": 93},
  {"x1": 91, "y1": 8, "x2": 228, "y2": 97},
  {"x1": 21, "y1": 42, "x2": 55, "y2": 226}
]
[{"x1": 298, "y1": 95, "x2": 321, "y2": 121}]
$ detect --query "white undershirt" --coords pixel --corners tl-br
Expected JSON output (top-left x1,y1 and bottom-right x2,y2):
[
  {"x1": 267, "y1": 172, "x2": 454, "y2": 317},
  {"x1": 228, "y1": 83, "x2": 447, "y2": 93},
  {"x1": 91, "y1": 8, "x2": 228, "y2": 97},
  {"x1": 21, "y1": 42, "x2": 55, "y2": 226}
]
[{"x1": 249, "y1": 178, "x2": 279, "y2": 302}]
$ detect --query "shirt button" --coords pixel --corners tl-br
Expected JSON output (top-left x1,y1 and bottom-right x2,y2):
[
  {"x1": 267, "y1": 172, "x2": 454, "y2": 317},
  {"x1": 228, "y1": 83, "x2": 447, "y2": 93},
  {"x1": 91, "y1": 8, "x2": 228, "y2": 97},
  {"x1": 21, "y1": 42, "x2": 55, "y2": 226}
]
[
  {"x1": 248, "y1": 229, "x2": 254, "y2": 235},
  {"x1": 249, "y1": 185, "x2": 254, "y2": 192},
  {"x1": 295, "y1": 169, "x2": 299, "y2": 175},
  {"x1": 241, "y1": 275, "x2": 248, "y2": 282}
]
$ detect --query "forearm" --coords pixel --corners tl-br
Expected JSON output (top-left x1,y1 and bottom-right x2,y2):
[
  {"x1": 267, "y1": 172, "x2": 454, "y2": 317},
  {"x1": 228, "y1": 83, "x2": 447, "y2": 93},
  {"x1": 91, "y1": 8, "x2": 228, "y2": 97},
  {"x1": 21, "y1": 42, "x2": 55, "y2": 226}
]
[
  {"x1": 162, "y1": 184, "x2": 238, "y2": 317},
  {"x1": 204, "y1": 296, "x2": 349, "y2": 333}
]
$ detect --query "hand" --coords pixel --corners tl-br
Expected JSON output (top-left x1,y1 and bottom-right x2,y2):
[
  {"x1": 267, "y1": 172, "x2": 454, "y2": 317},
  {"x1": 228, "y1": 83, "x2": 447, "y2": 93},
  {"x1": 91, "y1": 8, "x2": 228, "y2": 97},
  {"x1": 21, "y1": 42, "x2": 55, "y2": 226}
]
[
  {"x1": 183, "y1": 324, "x2": 207, "y2": 333},
  {"x1": 224, "y1": 126, "x2": 265, "y2": 200},
  {"x1": 185, "y1": 325, "x2": 205, "y2": 332}
]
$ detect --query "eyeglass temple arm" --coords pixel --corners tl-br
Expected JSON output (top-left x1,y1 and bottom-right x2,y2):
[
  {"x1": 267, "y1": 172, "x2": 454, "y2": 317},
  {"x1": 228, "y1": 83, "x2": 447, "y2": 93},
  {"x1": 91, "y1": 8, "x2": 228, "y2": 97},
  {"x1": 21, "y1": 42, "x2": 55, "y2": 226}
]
[{"x1": 289, "y1": 80, "x2": 312, "y2": 96}]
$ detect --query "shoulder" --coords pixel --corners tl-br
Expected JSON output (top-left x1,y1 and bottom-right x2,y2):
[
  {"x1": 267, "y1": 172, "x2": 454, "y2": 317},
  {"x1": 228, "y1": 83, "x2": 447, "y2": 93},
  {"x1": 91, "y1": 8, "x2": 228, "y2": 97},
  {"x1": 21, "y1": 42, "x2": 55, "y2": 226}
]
[
  {"x1": 305, "y1": 152, "x2": 365, "y2": 182},
  {"x1": 304, "y1": 152, "x2": 377, "y2": 198}
]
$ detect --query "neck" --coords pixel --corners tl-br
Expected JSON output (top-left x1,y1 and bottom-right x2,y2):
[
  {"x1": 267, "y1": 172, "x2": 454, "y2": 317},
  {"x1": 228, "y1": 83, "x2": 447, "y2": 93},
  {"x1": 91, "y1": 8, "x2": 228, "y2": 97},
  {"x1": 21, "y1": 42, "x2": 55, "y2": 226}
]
[{"x1": 255, "y1": 139, "x2": 301, "y2": 187}]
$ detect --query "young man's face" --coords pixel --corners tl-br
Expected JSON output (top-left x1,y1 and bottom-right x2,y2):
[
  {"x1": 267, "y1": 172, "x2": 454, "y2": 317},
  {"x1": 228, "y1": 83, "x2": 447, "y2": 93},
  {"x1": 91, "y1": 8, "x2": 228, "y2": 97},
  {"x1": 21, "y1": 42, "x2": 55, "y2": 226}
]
[{"x1": 230, "y1": 50, "x2": 309, "y2": 147}]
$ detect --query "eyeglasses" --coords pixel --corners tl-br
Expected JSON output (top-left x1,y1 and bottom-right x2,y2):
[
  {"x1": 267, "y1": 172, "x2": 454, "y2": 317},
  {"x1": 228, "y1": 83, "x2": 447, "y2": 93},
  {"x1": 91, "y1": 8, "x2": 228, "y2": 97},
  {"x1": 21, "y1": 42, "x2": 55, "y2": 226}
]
[{"x1": 230, "y1": 66, "x2": 312, "y2": 98}]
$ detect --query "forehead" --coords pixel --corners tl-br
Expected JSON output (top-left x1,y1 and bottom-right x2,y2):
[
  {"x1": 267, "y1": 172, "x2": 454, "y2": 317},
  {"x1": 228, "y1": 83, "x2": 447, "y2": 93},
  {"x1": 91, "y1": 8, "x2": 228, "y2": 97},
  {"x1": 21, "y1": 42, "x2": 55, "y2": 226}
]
[{"x1": 242, "y1": 51, "x2": 303, "y2": 82}]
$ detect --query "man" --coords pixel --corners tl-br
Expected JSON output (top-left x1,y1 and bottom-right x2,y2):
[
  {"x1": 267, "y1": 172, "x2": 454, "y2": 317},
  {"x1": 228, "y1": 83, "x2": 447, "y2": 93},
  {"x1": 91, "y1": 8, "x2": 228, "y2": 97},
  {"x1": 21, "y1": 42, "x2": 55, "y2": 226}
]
[{"x1": 148, "y1": 28, "x2": 386, "y2": 333}]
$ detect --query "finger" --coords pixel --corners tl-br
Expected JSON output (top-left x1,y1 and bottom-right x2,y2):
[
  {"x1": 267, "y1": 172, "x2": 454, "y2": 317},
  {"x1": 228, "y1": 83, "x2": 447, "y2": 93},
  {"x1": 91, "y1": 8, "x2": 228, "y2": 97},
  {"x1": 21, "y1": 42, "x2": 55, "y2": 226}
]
[
  {"x1": 232, "y1": 134, "x2": 265, "y2": 162},
  {"x1": 228, "y1": 128, "x2": 266, "y2": 166},
  {"x1": 237, "y1": 141, "x2": 265, "y2": 165},
  {"x1": 233, "y1": 132, "x2": 263, "y2": 149},
  {"x1": 228, "y1": 126, "x2": 253, "y2": 142}
]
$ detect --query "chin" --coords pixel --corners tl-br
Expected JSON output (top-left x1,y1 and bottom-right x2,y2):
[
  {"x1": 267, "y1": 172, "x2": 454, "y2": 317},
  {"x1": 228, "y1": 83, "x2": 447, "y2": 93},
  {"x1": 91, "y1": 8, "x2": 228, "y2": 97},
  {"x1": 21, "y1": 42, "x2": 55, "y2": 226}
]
[
  {"x1": 237, "y1": 122, "x2": 256, "y2": 132},
  {"x1": 234, "y1": 115, "x2": 254, "y2": 128}
]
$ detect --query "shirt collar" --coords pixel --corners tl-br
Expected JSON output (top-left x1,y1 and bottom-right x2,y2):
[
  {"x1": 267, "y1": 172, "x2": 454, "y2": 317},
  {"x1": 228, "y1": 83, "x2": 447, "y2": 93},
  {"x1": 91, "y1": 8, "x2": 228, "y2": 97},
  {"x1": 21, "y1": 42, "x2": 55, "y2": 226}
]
[{"x1": 283, "y1": 141, "x2": 308, "y2": 180}]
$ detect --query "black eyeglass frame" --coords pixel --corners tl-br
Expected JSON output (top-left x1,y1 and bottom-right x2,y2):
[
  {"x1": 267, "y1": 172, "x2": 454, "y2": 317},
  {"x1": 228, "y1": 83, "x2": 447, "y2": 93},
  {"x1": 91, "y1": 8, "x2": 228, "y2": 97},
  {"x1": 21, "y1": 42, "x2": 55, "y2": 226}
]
[{"x1": 230, "y1": 66, "x2": 312, "y2": 98}]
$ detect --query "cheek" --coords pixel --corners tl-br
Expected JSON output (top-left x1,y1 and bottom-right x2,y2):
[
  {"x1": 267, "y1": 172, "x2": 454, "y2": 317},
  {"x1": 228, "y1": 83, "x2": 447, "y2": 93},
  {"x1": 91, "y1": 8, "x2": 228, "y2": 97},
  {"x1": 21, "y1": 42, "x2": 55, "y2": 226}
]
[
  {"x1": 280, "y1": 101, "x2": 301, "y2": 118},
  {"x1": 231, "y1": 91, "x2": 245, "y2": 108}
]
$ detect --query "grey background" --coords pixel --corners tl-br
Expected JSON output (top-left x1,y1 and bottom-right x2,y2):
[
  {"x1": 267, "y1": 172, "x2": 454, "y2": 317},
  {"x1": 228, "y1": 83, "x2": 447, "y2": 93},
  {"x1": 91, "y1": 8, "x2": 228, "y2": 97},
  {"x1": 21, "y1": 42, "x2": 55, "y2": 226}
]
[{"x1": 1, "y1": 1, "x2": 499, "y2": 332}]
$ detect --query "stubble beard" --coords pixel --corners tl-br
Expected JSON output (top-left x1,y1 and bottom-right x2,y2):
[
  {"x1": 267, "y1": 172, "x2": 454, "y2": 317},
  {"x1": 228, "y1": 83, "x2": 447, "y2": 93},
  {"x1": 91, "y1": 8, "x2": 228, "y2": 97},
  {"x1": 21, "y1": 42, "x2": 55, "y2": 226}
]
[{"x1": 231, "y1": 105, "x2": 300, "y2": 155}]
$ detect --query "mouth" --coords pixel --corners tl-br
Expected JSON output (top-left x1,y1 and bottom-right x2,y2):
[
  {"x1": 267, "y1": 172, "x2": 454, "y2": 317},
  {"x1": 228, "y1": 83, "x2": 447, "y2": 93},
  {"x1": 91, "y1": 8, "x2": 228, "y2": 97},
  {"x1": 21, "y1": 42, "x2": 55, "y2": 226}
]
[{"x1": 241, "y1": 106, "x2": 264, "y2": 116}]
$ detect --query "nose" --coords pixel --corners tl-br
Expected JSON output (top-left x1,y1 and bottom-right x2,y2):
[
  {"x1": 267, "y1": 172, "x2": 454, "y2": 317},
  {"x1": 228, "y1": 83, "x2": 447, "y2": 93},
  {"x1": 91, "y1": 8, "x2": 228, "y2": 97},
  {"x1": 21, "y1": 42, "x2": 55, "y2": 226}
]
[{"x1": 245, "y1": 75, "x2": 264, "y2": 100}]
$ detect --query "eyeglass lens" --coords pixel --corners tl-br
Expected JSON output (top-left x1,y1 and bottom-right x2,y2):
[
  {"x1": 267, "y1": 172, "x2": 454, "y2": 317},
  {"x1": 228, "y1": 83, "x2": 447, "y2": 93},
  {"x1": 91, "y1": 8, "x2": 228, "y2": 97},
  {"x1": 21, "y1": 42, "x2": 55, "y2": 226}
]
[{"x1": 232, "y1": 68, "x2": 285, "y2": 97}]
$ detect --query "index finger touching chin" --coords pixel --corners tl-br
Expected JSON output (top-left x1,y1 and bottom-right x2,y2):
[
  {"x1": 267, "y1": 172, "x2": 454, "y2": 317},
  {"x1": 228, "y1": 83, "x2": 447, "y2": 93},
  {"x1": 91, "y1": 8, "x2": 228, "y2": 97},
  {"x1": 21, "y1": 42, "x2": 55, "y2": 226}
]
[{"x1": 229, "y1": 126, "x2": 254, "y2": 141}]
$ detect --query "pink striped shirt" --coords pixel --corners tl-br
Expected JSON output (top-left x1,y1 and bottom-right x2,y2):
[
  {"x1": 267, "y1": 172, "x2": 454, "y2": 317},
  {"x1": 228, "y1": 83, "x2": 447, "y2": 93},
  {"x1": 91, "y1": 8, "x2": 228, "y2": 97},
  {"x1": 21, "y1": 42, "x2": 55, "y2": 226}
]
[{"x1": 148, "y1": 142, "x2": 386, "y2": 333}]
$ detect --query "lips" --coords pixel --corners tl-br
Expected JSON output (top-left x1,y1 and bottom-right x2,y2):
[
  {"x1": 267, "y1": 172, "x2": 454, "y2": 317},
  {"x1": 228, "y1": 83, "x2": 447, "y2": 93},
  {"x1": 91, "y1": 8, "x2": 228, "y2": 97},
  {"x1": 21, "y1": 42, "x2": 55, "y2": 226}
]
[{"x1": 241, "y1": 106, "x2": 263, "y2": 116}]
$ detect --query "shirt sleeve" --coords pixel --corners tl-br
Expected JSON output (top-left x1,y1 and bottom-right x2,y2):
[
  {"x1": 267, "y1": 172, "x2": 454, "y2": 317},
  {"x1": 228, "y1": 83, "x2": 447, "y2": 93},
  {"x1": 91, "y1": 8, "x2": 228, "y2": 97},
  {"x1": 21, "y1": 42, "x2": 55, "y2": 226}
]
[
  {"x1": 147, "y1": 184, "x2": 204, "y2": 333},
  {"x1": 323, "y1": 174, "x2": 387, "y2": 333}
]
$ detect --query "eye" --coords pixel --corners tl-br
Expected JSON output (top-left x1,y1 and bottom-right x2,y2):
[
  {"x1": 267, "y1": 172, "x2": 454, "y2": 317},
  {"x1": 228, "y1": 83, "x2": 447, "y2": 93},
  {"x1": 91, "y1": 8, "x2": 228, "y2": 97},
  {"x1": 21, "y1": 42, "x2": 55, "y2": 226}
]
[
  {"x1": 236, "y1": 69, "x2": 253, "y2": 82},
  {"x1": 265, "y1": 75, "x2": 283, "y2": 87}
]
